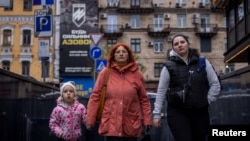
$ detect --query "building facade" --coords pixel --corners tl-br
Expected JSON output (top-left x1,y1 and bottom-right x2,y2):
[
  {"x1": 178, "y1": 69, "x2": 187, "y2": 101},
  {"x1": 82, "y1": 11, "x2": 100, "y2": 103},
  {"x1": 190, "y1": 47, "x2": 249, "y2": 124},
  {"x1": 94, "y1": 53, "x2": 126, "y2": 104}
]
[
  {"x1": 98, "y1": 0, "x2": 227, "y2": 91},
  {"x1": 213, "y1": 0, "x2": 250, "y2": 66},
  {"x1": 0, "y1": 0, "x2": 59, "y2": 84},
  {"x1": 0, "y1": 0, "x2": 229, "y2": 92}
]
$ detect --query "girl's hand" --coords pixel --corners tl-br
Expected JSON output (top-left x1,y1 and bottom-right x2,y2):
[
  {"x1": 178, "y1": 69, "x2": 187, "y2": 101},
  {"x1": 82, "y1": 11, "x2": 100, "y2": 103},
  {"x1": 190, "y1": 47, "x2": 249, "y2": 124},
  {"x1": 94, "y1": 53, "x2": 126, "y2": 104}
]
[
  {"x1": 86, "y1": 124, "x2": 94, "y2": 130},
  {"x1": 56, "y1": 96, "x2": 63, "y2": 104}
]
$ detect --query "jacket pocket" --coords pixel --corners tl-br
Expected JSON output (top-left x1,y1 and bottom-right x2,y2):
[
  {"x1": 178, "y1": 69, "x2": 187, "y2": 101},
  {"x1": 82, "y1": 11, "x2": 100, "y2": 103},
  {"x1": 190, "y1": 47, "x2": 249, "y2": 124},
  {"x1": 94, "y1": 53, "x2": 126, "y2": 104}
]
[
  {"x1": 99, "y1": 112, "x2": 110, "y2": 134},
  {"x1": 167, "y1": 90, "x2": 185, "y2": 104},
  {"x1": 123, "y1": 112, "x2": 141, "y2": 136}
]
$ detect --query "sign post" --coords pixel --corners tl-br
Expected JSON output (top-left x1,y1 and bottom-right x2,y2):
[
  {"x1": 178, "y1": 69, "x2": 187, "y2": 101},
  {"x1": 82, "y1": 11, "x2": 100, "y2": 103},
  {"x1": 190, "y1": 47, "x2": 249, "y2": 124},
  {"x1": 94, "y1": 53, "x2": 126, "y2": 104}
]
[
  {"x1": 89, "y1": 33, "x2": 104, "y2": 83},
  {"x1": 90, "y1": 46, "x2": 103, "y2": 83},
  {"x1": 33, "y1": 1, "x2": 54, "y2": 83},
  {"x1": 38, "y1": 39, "x2": 50, "y2": 82}
]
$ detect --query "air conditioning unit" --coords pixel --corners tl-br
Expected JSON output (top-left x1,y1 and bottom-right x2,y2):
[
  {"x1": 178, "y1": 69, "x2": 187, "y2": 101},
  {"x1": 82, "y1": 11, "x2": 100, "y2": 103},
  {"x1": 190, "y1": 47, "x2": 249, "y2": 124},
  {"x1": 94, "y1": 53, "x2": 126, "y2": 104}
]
[
  {"x1": 192, "y1": 14, "x2": 199, "y2": 24},
  {"x1": 192, "y1": 18, "x2": 199, "y2": 24},
  {"x1": 125, "y1": 23, "x2": 131, "y2": 28},
  {"x1": 154, "y1": 3, "x2": 160, "y2": 7},
  {"x1": 148, "y1": 42, "x2": 154, "y2": 47},
  {"x1": 100, "y1": 13, "x2": 107, "y2": 19},
  {"x1": 176, "y1": 3, "x2": 181, "y2": 8},
  {"x1": 164, "y1": 13, "x2": 170, "y2": 19},
  {"x1": 167, "y1": 36, "x2": 172, "y2": 42}
]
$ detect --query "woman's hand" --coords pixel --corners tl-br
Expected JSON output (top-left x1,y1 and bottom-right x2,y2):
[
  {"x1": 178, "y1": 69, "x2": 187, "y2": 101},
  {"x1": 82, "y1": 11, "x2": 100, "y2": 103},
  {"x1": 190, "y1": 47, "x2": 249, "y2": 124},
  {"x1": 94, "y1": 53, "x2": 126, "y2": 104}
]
[
  {"x1": 86, "y1": 124, "x2": 94, "y2": 130},
  {"x1": 153, "y1": 118, "x2": 161, "y2": 128}
]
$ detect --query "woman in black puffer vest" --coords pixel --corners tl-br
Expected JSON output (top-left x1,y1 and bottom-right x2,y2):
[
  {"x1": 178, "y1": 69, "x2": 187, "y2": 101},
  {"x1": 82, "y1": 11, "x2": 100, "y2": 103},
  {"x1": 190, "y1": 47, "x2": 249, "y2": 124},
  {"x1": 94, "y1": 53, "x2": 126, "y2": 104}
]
[{"x1": 152, "y1": 34, "x2": 221, "y2": 141}]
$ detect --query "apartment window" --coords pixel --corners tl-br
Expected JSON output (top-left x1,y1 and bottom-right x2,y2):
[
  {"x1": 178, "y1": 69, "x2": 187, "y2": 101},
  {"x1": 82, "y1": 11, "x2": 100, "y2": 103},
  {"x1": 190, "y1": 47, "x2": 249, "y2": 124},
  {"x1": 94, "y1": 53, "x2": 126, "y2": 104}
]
[
  {"x1": 41, "y1": 60, "x2": 49, "y2": 78},
  {"x1": 223, "y1": 16, "x2": 227, "y2": 28},
  {"x1": 224, "y1": 37, "x2": 227, "y2": 51},
  {"x1": 131, "y1": 15, "x2": 140, "y2": 29},
  {"x1": 131, "y1": 38, "x2": 141, "y2": 53},
  {"x1": 22, "y1": 30, "x2": 31, "y2": 46},
  {"x1": 199, "y1": 0, "x2": 209, "y2": 3},
  {"x1": 107, "y1": 0, "x2": 118, "y2": 6},
  {"x1": 154, "y1": 39, "x2": 164, "y2": 53},
  {"x1": 177, "y1": 14, "x2": 187, "y2": 28},
  {"x1": 107, "y1": 15, "x2": 117, "y2": 32},
  {"x1": 237, "y1": 2, "x2": 244, "y2": 21},
  {"x1": 228, "y1": 9, "x2": 235, "y2": 30},
  {"x1": 107, "y1": 39, "x2": 117, "y2": 48},
  {"x1": 22, "y1": 61, "x2": 30, "y2": 76},
  {"x1": 154, "y1": 14, "x2": 164, "y2": 31},
  {"x1": 225, "y1": 63, "x2": 235, "y2": 73},
  {"x1": 2, "y1": 61, "x2": 10, "y2": 71},
  {"x1": 24, "y1": 0, "x2": 32, "y2": 10},
  {"x1": 200, "y1": 14, "x2": 210, "y2": 32},
  {"x1": 154, "y1": 63, "x2": 164, "y2": 77},
  {"x1": 131, "y1": 0, "x2": 140, "y2": 7},
  {"x1": 177, "y1": 0, "x2": 186, "y2": 5},
  {"x1": 200, "y1": 37, "x2": 211, "y2": 52},
  {"x1": 3, "y1": 29, "x2": 12, "y2": 46},
  {"x1": 4, "y1": 0, "x2": 13, "y2": 10},
  {"x1": 248, "y1": 0, "x2": 250, "y2": 12}
]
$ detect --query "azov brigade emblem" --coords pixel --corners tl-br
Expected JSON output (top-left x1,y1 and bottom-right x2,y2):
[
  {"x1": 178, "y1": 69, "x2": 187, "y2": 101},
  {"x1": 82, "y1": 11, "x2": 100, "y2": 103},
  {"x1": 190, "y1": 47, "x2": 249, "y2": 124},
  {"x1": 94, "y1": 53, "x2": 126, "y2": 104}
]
[{"x1": 72, "y1": 4, "x2": 85, "y2": 27}]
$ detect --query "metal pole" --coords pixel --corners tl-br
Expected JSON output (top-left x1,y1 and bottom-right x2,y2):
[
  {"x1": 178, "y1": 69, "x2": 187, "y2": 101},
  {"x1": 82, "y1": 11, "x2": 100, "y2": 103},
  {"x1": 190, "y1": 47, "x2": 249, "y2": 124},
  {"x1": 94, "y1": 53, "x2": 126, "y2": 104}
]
[{"x1": 42, "y1": 60, "x2": 45, "y2": 83}]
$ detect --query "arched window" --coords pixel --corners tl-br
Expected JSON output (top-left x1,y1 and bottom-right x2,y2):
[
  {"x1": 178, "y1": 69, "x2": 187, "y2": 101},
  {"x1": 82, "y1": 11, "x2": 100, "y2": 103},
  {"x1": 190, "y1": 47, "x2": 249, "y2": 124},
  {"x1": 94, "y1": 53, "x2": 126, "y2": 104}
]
[
  {"x1": 1, "y1": 25, "x2": 14, "y2": 46},
  {"x1": 20, "y1": 25, "x2": 33, "y2": 46}
]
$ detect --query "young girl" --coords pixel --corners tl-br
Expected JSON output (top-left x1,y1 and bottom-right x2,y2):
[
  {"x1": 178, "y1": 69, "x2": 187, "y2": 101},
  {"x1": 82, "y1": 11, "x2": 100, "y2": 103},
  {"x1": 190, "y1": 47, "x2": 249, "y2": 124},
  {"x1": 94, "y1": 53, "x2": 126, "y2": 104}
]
[{"x1": 49, "y1": 81, "x2": 86, "y2": 141}]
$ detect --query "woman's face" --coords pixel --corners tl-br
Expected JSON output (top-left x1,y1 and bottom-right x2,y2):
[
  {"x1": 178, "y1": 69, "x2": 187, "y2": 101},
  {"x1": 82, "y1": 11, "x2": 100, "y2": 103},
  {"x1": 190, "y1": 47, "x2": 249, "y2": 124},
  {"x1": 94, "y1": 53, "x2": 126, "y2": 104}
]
[
  {"x1": 114, "y1": 46, "x2": 129, "y2": 63},
  {"x1": 172, "y1": 36, "x2": 189, "y2": 57}
]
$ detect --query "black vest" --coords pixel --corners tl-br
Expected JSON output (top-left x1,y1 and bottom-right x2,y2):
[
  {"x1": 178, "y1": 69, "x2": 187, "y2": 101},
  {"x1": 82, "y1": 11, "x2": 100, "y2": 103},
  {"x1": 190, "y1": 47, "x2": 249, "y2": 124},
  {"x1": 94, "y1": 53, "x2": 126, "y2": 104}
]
[{"x1": 165, "y1": 53, "x2": 209, "y2": 109}]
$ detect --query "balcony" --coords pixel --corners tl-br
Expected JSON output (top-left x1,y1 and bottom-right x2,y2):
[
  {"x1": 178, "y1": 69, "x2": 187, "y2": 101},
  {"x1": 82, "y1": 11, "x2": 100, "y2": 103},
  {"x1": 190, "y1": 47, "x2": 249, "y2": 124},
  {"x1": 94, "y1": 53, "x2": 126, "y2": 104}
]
[
  {"x1": 117, "y1": 4, "x2": 154, "y2": 14},
  {"x1": 100, "y1": 24, "x2": 124, "y2": 38},
  {"x1": 195, "y1": 24, "x2": 218, "y2": 37},
  {"x1": 147, "y1": 24, "x2": 171, "y2": 37}
]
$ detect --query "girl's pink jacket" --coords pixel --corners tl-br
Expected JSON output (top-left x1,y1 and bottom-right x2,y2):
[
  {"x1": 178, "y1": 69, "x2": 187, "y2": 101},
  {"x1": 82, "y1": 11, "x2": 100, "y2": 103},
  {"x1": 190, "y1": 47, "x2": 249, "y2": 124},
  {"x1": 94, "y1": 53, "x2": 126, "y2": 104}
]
[
  {"x1": 49, "y1": 100, "x2": 86, "y2": 141},
  {"x1": 86, "y1": 62, "x2": 152, "y2": 137}
]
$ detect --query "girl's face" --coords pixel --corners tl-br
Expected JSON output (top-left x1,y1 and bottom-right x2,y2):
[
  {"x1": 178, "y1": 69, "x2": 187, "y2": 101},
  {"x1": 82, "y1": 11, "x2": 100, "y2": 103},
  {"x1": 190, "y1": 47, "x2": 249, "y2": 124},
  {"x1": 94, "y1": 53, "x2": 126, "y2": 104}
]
[
  {"x1": 62, "y1": 85, "x2": 75, "y2": 105},
  {"x1": 172, "y1": 36, "x2": 189, "y2": 57},
  {"x1": 114, "y1": 46, "x2": 129, "y2": 63}
]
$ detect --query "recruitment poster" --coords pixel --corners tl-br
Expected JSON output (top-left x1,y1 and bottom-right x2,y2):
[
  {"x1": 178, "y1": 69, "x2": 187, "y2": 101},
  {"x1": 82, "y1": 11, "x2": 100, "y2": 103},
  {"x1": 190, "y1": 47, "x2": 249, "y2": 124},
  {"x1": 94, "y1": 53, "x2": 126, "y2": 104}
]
[{"x1": 59, "y1": 0, "x2": 98, "y2": 76}]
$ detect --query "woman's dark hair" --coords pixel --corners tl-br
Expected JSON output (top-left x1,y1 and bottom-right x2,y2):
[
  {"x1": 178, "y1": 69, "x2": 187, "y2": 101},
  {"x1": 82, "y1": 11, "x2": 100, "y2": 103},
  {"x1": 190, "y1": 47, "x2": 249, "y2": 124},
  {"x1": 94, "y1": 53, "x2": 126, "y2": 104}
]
[
  {"x1": 107, "y1": 42, "x2": 135, "y2": 67},
  {"x1": 171, "y1": 34, "x2": 189, "y2": 46}
]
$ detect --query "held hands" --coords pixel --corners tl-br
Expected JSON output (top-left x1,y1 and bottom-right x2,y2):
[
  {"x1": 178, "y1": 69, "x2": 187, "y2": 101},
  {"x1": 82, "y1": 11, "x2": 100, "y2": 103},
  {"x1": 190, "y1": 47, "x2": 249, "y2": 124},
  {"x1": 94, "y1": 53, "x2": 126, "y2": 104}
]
[
  {"x1": 153, "y1": 118, "x2": 161, "y2": 128},
  {"x1": 86, "y1": 124, "x2": 94, "y2": 130},
  {"x1": 145, "y1": 125, "x2": 151, "y2": 132}
]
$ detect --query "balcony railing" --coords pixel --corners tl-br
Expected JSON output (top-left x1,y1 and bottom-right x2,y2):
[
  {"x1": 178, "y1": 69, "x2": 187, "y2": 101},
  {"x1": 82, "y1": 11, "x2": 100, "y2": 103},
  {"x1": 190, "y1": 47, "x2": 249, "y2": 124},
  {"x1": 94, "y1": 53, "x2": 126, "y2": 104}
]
[
  {"x1": 116, "y1": 2, "x2": 154, "y2": 14},
  {"x1": 100, "y1": 24, "x2": 124, "y2": 38},
  {"x1": 147, "y1": 24, "x2": 171, "y2": 37},
  {"x1": 195, "y1": 24, "x2": 218, "y2": 37}
]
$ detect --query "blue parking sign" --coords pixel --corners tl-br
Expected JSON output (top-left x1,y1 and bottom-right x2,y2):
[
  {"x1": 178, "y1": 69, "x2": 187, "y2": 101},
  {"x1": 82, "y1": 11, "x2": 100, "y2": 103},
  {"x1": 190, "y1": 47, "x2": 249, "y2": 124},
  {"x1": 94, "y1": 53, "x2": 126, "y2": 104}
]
[
  {"x1": 35, "y1": 16, "x2": 52, "y2": 32},
  {"x1": 34, "y1": 9, "x2": 53, "y2": 37},
  {"x1": 33, "y1": 0, "x2": 54, "y2": 5}
]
